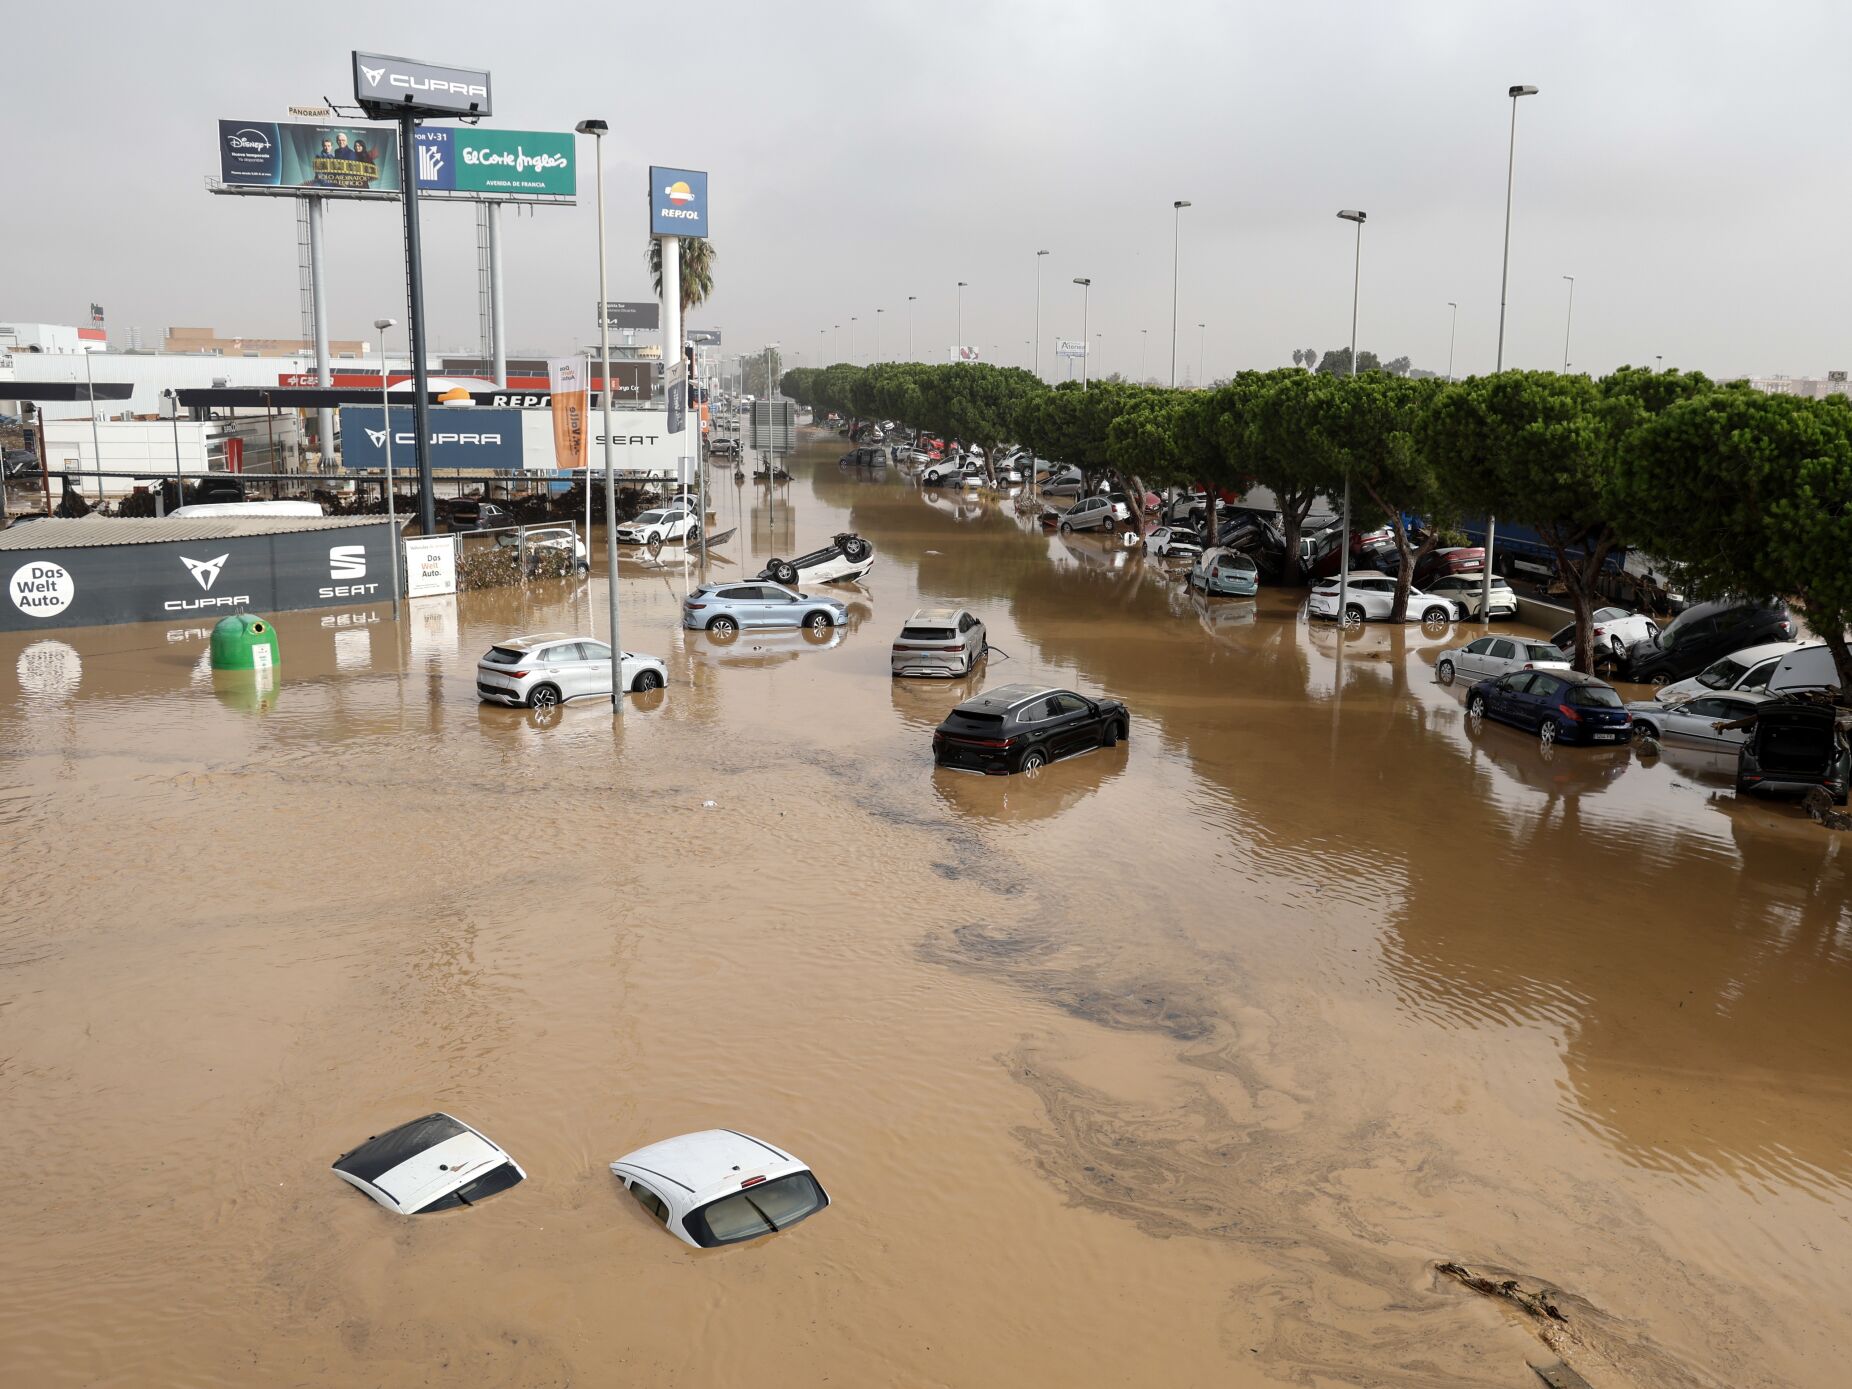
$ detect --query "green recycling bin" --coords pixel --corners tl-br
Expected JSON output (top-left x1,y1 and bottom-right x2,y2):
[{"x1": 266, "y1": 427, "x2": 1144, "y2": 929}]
[{"x1": 210, "y1": 613, "x2": 280, "y2": 672}]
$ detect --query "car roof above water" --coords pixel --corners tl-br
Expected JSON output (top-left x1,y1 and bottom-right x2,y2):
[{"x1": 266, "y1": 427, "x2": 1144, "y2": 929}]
[
  {"x1": 908, "y1": 606, "x2": 965, "y2": 624},
  {"x1": 955, "y1": 682, "x2": 1057, "y2": 713},
  {"x1": 611, "y1": 1129, "x2": 807, "y2": 1201},
  {"x1": 497, "y1": 631, "x2": 579, "y2": 650}
]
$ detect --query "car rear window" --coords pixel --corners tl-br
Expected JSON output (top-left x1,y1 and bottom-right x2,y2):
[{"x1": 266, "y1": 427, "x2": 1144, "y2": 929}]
[
  {"x1": 901, "y1": 626, "x2": 955, "y2": 641},
  {"x1": 1569, "y1": 685, "x2": 1624, "y2": 709},
  {"x1": 484, "y1": 646, "x2": 526, "y2": 665},
  {"x1": 944, "y1": 710, "x2": 1006, "y2": 735},
  {"x1": 1524, "y1": 644, "x2": 1563, "y2": 663},
  {"x1": 685, "y1": 1172, "x2": 828, "y2": 1247},
  {"x1": 418, "y1": 1159, "x2": 525, "y2": 1213}
]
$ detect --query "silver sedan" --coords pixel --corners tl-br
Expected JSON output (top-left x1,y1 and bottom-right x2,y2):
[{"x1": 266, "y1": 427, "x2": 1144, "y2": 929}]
[{"x1": 1435, "y1": 634, "x2": 1569, "y2": 687}]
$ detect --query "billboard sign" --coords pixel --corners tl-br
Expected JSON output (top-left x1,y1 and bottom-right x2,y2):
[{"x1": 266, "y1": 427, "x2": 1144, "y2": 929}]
[
  {"x1": 339, "y1": 406, "x2": 524, "y2": 471},
  {"x1": 414, "y1": 128, "x2": 574, "y2": 197},
  {"x1": 648, "y1": 166, "x2": 709, "y2": 236},
  {"x1": 353, "y1": 51, "x2": 493, "y2": 119},
  {"x1": 603, "y1": 302, "x2": 660, "y2": 330},
  {"x1": 950, "y1": 345, "x2": 984, "y2": 362},
  {"x1": 218, "y1": 120, "x2": 400, "y2": 193},
  {"x1": 1054, "y1": 339, "x2": 1088, "y2": 359}
]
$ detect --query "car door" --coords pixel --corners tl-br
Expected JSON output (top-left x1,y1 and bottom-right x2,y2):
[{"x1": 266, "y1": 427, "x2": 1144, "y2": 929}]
[
  {"x1": 1676, "y1": 695, "x2": 1749, "y2": 746},
  {"x1": 581, "y1": 641, "x2": 616, "y2": 696},
  {"x1": 1044, "y1": 693, "x2": 1094, "y2": 756},
  {"x1": 958, "y1": 613, "x2": 982, "y2": 667},
  {"x1": 543, "y1": 642, "x2": 592, "y2": 699},
  {"x1": 1455, "y1": 637, "x2": 1497, "y2": 679},
  {"x1": 759, "y1": 585, "x2": 803, "y2": 628},
  {"x1": 1483, "y1": 637, "x2": 1520, "y2": 678},
  {"x1": 1520, "y1": 672, "x2": 1565, "y2": 731}
]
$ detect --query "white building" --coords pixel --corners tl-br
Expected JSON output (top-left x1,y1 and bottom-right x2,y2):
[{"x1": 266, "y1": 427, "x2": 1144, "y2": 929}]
[
  {"x1": 1738, "y1": 372, "x2": 1851, "y2": 400},
  {"x1": 0, "y1": 321, "x2": 107, "y2": 355}
]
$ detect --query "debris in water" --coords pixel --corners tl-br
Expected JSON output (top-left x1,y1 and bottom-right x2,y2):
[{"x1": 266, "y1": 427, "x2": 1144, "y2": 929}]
[
  {"x1": 1531, "y1": 1360, "x2": 1594, "y2": 1389},
  {"x1": 703, "y1": 799, "x2": 718, "y2": 809},
  {"x1": 1802, "y1": 786, "x2": 1851, "y2": 830}
]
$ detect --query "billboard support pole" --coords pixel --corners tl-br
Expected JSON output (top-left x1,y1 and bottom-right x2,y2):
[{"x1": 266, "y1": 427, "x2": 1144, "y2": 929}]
[
  {"x1": 397, "y1": 114, "x2": 437, "y2": 537},
  {"x1": 488, "y1": 201, "x2": 508, "y2": 388},
  {"x1": 306, "y1": 195, "x2": 334, "y2": 469}
]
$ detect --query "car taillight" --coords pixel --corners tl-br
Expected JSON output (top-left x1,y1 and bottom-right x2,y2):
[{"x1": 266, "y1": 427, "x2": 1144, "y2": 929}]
[
  {"x1": 740, "y1": 1175, "x2": 767, "y2": 1188},
  {"x1": 1558, "y1": 703, "x2": 1582, "y2": 721},
  {"x1": 685, "y1": 601, "x2": 706, "y2": 609},
  {"x1": 938, "y1": 646, "x2": 963, "y2": 653},
  {"x1": 507, "y1": 670, "x2": 529, "y2": 678}
]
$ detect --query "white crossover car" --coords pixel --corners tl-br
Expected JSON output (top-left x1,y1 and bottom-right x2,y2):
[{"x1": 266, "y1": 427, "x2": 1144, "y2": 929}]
[
  {"x1": 611, "y1": 1130, "x2": 830, "y2": 1248},
  {"x1": 759, "y1": 533, "x2": 876, "y2": 586},
  {"x1": 1309, "y1": 571, "x2": 1459, "y2": 625},
  {"x1": 613, "y1": 508, "x2": 699, "y2": 546},
  {"x1": 477, "y1": 632, "x2": 667, "y2": 708}
]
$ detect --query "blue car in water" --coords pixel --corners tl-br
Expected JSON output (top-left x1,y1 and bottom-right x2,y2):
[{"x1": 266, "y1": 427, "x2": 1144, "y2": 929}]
[
  {"x1": 1466, "y1": 668, "x2": 1633, "y2": 748},
  {"x1": 1186, "y1": 546, "x2": 1260, "y2": 598},
  {"x1": 682, "y1": 580, "x2": 849, "y2": 639}
]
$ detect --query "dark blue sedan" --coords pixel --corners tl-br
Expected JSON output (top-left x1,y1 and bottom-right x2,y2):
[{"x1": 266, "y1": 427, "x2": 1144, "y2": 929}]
[{"x1": 1466, "y1": 668, "x2": 1633, "y2": 747}]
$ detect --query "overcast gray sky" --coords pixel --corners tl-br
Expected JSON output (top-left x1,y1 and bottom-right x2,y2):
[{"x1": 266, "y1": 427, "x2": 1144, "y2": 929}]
[{"x1": 8, "y1": 1, "x2": 1848, "y2": 381}]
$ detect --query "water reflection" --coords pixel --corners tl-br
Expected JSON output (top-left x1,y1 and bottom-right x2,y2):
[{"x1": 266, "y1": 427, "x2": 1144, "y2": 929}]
[{"x1": 932, "y1": 747, "x2": 1129, "y2": 825}]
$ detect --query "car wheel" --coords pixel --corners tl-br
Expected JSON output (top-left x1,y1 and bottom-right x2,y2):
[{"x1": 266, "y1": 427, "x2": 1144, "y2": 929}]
[
  {"x1": 1437, "y1": 659, "x2": 1455, "y2": 686},
  {"x1": 805, "y1": 610, "x2": 834, "y2": 633},
  {"x1": 1059, "y1": 521, "x2": 1073, "y2": 535},
  {"x1": 707, "y1": 614, "x2": 739, "y2": 639},
  {"x1": 631, "y1": 669, "x2": 664, "y2": 693},
  {"x1": 1632, "y1": 720, "x2": 1659, "y2": 742},
  {"x1": 1468, "y1": 694, "x2": 1487, "y2": 722},
  {"x1": 1102, "y1": 721, "x2": 1118, "y2": 749},
  {"x1": 1422, "y1": 606, "x2": 1449, "y2": 625},
  {"x1": 1540, "y1": 718, "x2": 1559, "y2": 748},
  {"x1": 1343, "y1": 603, "x2": 1365, "y2": 627},
  {"x1": 577, "y1": 560, "x2": 591, "y2": 576},
  {"x1": 1647, "y1": 671, "x2": 1668, "y2": 688},
  {"x1": 1018, "y1": 748, "x2": 1047, "y2": 773},
  {"x1": 529, "y1": 683, "x2": 561, "y2": 711}
]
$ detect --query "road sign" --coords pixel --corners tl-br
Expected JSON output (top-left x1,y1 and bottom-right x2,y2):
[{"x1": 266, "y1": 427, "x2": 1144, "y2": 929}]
[{"x1": 750, "y1": 400, "x2": 796, "y2": 453}]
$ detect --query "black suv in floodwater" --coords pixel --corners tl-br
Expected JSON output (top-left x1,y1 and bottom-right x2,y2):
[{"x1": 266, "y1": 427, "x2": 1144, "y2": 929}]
[
  {"x1": 1622, "y1": 597, "x2": 1792, "y2": 686},
  {"x1": 933, "y1": 683, "x2": 1129, "y2": 775},
  {"x1": 1737, "y1": 704, "x2": 1851, "y2": 805}
]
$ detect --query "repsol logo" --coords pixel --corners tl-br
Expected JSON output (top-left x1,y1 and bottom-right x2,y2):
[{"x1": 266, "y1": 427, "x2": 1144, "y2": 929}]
[
  {"x1": 164, "y1": 594, "x2": 252, "y2": 612},
  {"x1": 490, "y1": 394, "x2": 550, "y2": 408},
  {"x1": 655, "y1": 207, "x2": 701, "y2": 221}
]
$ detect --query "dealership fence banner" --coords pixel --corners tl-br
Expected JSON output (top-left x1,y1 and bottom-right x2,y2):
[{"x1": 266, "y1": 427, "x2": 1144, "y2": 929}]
[
  {"x1": 547, "y1": 359, "x2": 589, "y2": 470},
  {"x1": 218, "y1": 120, "x2": 400, "y2": 194},
  {"x1": 339, "y1": 405, "x2": 525, "y2": 471},
  {"x1": 402, "y1": 537, "x2": 459, "y2": 598}
]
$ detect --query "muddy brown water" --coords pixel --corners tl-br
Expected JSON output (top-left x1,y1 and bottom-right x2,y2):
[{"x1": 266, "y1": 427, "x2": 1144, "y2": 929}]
[{"x1": 1, "y1": 432, "x2": 1848, "y2": 1387}]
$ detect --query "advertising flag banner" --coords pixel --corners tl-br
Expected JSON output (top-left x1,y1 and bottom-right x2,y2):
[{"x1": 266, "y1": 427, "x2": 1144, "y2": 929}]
[
  {"x1": 547, "y1": 359, "x2": 590, "y2": 470},
  {"x1": 217, "y1": 120, "x2": 401, "y2": 194}
]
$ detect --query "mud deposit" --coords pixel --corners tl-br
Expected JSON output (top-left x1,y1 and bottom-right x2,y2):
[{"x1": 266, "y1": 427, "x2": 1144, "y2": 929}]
[{"x1": 1, "y1": 432, "x2": 1847, "y2": 1386}]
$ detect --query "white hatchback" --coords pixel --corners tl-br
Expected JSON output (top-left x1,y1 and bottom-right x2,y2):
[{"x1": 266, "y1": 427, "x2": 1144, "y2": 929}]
[
  {"x1": 1309, "y1": 572, "x2": 1459, "y2": 625},
  {"x1": 477, "y1": 633, "x2": 666, "y2": 709},
  {"x1": 1436, "y1": 634, "x2": 1570, "y2": 687},
  {"x1": 611, "y1": 1130, "x2": 830, "y2": 1248}
]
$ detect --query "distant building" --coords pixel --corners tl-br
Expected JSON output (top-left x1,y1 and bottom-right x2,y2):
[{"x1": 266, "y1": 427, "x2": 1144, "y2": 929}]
[
  {"x1": 163, "y1": 326, "x2": 371, "y2": 359},
  {"x1": 0, "y1": 321, "x2": 107, "y2": 354},
  {"x1": 1737, "y1": 372, "x2": 1851, "y2": 400}
]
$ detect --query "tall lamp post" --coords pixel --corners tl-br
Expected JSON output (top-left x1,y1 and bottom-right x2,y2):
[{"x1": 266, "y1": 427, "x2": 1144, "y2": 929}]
[
  {"x1": 575, "y1": 117, "x2": 624, "y2": 713},
  {"x1": 875, "y1": 308, "x2": 883, "y2": 363},
  {"x1": 849, "y1": 316, "x2": 857, "y2": 363},
  {"x1": 956, "y1": 282, "x2": 967, "y2": 353},
  {"x1": 372, "y1": 316, "x2": 403, "y2": 621},
  {"x1": 1336, "y1": 210, "x2": 1366, "y2": 632},
  {"x1": 907, "y1": 296, "x2": 917, "y2": 360},
  {"x1": 1033, "y1": 250, "x2": 1049, "y2": 381},
  {"x1": 1197, "y1": 321, "x2": 1206, "y2": 387},
  {"x1": 1560, "y1": 275, "x2": 1576, "y2": 373},
  {"x1": 1484, "y1": 82, "x2": 1540, "y2": 625},
  {"x1": 1170, "y1": 199, "x2": 1191, "y2": 386},
  {"x1": 1073, "y1": 278, "x2": 1092, "y2": 389},
  {"x1": 1139, "y1": 328, "x2": 1148, "y2": 382},
  {"x1": 1446, "y1": 301, "x2": 1458, "y2": 382}
]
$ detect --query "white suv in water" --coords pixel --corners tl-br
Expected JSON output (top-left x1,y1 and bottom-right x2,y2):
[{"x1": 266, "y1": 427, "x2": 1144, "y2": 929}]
[
  {"x1": 613, "y1": 508, "x2": 697, "y2": 547},
  {"x1": 891, "y1": 606, "x2": 987, "y2": 677}
]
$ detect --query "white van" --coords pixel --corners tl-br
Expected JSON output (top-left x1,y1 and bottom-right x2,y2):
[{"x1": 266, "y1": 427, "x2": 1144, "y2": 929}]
[
  {"x1": 169, "y1": 500, "x2": 325, "y2": 519},
  {"x1": 1766, "y1": 641, "x2": 1842, "y2": 698}
]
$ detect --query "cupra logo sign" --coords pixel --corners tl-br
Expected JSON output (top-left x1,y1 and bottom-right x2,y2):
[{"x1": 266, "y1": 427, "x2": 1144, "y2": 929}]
[
  {"x1": 181, "y1": 554, "x2": 229, "y2": 591},
  {"x1": 366, "y1": 427, "x2": 388, "y2": 448},
  {"x1": 360, "y1": 64, "x2": 385, "y2": 85},
  {"x1": 665, "y1": 180, "x2": 694, "y2": 204}
]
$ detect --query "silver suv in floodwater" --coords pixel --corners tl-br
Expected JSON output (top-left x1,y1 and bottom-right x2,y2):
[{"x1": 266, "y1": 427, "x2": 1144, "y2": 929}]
[
  {"x1": 892, "y1": 607, "x2": 987, "y2": 677},
  {"x1": 682, "y1": 581, "x2": 849, "y2": 638}
]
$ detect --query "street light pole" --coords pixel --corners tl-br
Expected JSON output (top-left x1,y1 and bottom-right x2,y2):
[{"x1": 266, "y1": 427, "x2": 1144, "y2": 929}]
[
  {"x1": 575, "y1": 118, "x2": 623, "y2": 713},
  {"x1": 1033, "y1": 250, "x2": 1049, "y2": 381},
  {"x1": 1171, "y1": 199, "x2": 1191, "y2": 387},
  {"x1": 849, "y1": 316, "x2": 857, "y2": 363},
  {"x1": 1446, "y1": 301, "x2": 1458, "y2": 382},
  {"x1": 1561, "y1": 275, "x2": 1575, "y2": 373},
  {"x1": 875, "y1": 308, "x2": 883, "y2": 363},
  {"x1": 1073, "y1": 278, "x2": 1091, "y2": 389},
  {"x1": 372, "y1": 317, "x2": 403, "y2": 622},
  {"x1": 1337, "y1": 210, "x2": 1366, "y2": 632},
  {"x1": 957, "y1": 282, "x2": 967, "y2": 353},
  {"x1": 1197, "y1": 322, "x2": 1206, "y2": 387},
  {"x1": 834, "y1": 323, "x2": 840, "y2": 360},
  {"x1": 1140, "y1": 328, "x2": 1147, "y2": 382},
  {"x1": 907, "y1": 296, "x2": 917, "y2": 361},
  {"x1": 1486, "y1": 83, "x2": 1539, "y2": 625}
]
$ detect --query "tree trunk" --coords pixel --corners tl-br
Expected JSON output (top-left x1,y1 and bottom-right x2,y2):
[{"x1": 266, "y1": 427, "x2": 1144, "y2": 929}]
[
  {"x1": 1126, "y1": 473, "x2": 1149, "y2": 537},
  {"x1": 1278, "y1": 489, "x2": 1315, "y2": 585},
  {"x1": 1364, "y1": 484, "x2": 1440, "y2": 622},
  {"x1": 1820, "y1": 623, "x2": 1852, "y2": 699},
  {"x1": 1546, "y1": 533, "x2": 1615, "y2": 675}
]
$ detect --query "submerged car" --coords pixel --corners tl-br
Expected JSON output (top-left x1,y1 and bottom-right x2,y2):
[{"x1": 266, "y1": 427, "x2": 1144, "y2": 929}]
[
  {"x1": 1423, "y1": 571, "x2": 1518, "y2": 620},
  {"x1": 920, "y1": 455, "x2": 982, "y2": 487},
  {"x1": 494, "y1": 525, "x2": 590, "y2": 575},
  {"x1": 1308, "y1": 572, "x2": 1459, "y2": 624},
  {"x1": 1653, "y1": 640, "x2": 1802, "y2": 705},
  {"x1": 333, "y1": 1112, "x2": 525, "y2": 1215},
  {"x1": 1435, "y1": 635, "x2": 1569, "y2": 687},
  {"x1": 1466, "y1": 668, "x2": 1633, "y2": 747},
  {"x1": 611, "y1": 1130, "x2": 830, "y2": 1248},
  {"x1": 1626, "y1": 690, "x2": 1774, "y2": 748},
  {"x1": 932, "y1": 682, "x2": 1129, "y2": 774},
  {"x1": 1618, "y1": 598, "x2": 1792, "y2": 686},
  {"x1": 1737, "y1": 703, "x2": 1851, "y2": 805},
  {"x1": 1186, "y1": 546, "x2": 1260, "y2": 597},
  {"x1": 1549, "y1": 605, "x2": 1660, "y2": 661},
  {"x1": 1145, "y1": 524, "x2": 1203, "y2": 560},
  {"x1": 613, "y1": 507, "x2": 698, "y2": 546},
  {"x1": 892, "y1": 606, "x2": 987, "y2": 678},
  {"x1": 1054, "y1": 496, "x2": 1118, "y2": 534},
  {"x1": 759, "y1": 532, "x2": 875, "y2": 586},
  {"x1": 477, "y1": 633, "x2": 667, "y2": 708},
  {"x1": 681, "y1": 581, "x2": 849, "y2": 637}
]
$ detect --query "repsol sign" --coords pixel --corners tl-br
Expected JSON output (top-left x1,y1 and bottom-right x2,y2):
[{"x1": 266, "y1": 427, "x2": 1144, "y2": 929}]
[{"x1": 0, "y1": 522, "x2": 396, "y2": 632}]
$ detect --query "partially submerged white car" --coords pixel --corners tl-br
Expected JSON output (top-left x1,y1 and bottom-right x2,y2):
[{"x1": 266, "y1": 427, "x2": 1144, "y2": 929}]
[
  {"x1": 332, "y1": 1112, "x2": 525, "y2": 1215},
  {"x1": 611, "y1": 1129, "x2": 830, "y2": 1248},
  {"x1": 759, "y1": 533, "x2": 876, "y2": 586}
]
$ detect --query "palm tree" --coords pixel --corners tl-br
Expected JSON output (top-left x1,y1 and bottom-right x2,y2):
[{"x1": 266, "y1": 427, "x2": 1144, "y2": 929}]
[{"x1": 648, "y1": 236, "x2": 716, "y2": 318}]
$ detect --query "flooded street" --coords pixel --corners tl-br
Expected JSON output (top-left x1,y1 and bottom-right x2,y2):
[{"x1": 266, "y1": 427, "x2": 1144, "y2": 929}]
[{"x1": 2, "y1": 429, "x2": 1849, "y2": 1387}]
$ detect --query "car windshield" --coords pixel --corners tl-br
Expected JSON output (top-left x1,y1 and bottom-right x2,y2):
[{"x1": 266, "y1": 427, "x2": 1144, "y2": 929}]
[
  {"x1": 1697, "y1": 655, "x2": 1749, "y2": 690},
  {"x1": 1569, "y1": 685, "x2": 1624, "y2": 709},
  {"x1": 484, "y1": 646, "x2": 525, "y2": 665},
  {"x1": 634, "y1": 511, "x2": 664, "y2": 524},
  {"x1": 685, "y1": 1173, "x2": 828, "y2": 1247}
]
